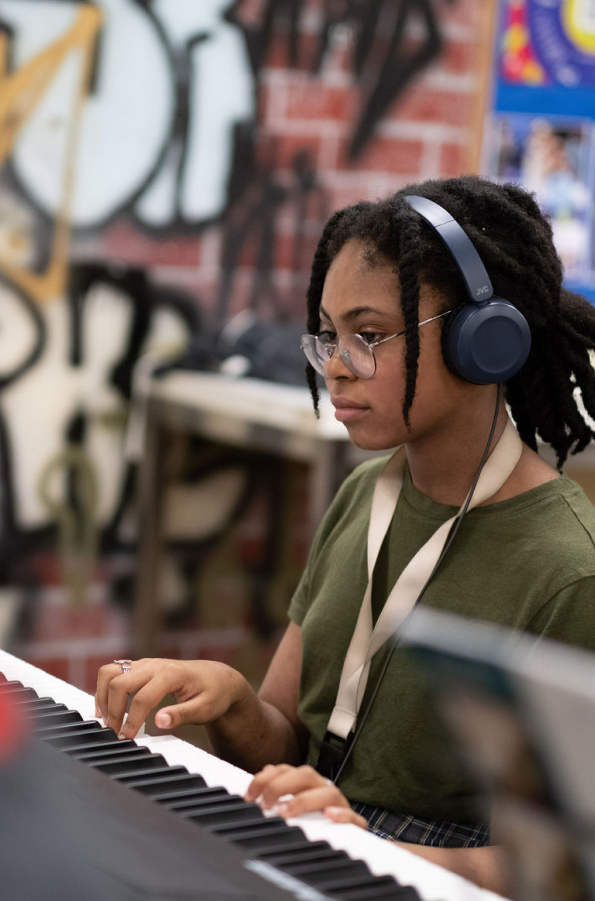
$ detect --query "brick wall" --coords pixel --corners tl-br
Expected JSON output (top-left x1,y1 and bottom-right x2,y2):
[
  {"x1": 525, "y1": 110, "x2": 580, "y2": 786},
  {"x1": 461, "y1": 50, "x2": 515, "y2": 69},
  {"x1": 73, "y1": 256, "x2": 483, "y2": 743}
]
[{"x1": 12, "y1": 0, "x2": 492, "y2": 696}]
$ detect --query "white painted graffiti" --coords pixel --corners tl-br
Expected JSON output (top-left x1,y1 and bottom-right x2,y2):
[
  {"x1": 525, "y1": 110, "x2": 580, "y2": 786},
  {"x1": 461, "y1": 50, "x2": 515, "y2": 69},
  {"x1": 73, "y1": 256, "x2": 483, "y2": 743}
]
[{"x1": 0, "y1": 0, "x2": 255, "y2": 229}]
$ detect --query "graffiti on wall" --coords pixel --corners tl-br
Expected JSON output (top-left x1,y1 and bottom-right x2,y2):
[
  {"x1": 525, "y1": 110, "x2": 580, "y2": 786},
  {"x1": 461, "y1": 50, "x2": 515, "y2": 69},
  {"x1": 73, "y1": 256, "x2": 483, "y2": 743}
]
[{"x1": 0, "y1": 0, "x2": 456, "y2": 624}]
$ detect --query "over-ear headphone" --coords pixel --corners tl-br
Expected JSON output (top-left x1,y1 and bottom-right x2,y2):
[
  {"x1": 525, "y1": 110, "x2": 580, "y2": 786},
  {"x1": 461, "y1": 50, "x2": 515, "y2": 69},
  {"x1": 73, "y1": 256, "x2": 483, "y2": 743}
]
[{"x1": 404, "y1": 195, "x2": 531, "y2": 385}]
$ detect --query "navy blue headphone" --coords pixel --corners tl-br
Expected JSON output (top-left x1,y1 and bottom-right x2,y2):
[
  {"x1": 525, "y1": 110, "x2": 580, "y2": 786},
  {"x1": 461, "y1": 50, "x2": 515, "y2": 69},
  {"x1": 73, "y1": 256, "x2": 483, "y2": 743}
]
[{"x1": 405, "y1": 195, "x2": 531, "y2": 385}]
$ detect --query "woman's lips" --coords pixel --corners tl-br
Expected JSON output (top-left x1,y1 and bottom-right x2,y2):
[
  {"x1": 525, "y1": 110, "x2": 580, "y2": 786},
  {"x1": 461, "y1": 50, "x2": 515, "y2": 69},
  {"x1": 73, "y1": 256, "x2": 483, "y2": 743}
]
[{"x1": 331, "y1": 398, "x2": 370, "y2": 423}]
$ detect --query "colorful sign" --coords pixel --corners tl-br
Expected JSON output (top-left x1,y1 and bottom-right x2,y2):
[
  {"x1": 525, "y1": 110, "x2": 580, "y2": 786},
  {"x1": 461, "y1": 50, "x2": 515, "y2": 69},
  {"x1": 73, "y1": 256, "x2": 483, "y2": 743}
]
[{"x1": 486, "y1": 1, "x2": 595, "y2": 300}]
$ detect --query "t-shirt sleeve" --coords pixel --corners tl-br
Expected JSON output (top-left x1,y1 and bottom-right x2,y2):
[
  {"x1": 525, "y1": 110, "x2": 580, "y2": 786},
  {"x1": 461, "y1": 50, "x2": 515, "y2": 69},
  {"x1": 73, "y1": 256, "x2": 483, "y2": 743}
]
[{"x1": 527, "y1": 576, "x2": 595, "y2": 653}]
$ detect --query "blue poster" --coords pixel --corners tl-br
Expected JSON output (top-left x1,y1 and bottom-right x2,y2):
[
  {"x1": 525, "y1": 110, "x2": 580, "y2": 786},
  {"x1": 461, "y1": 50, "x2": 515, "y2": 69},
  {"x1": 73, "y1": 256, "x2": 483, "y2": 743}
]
[
  {"x1": 487, "y1": 0, "x2": 595, "y2": 300},
  {"x1": 528, "y1": 0, "x2": 595, "y2": 87}
]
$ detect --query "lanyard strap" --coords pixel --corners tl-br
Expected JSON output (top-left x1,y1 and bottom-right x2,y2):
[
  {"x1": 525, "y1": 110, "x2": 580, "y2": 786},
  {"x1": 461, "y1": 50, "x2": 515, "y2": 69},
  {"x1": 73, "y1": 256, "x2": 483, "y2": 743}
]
[{"x1": 326, "y1": 418, "x2": 523, "y2": 741}]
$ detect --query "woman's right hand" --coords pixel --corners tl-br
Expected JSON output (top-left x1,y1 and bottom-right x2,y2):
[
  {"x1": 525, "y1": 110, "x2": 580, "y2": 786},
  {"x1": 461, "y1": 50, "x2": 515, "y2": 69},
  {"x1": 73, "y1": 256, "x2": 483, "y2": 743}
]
[{"x1": 95, "y1": 658, "x2": 247, "y2": 740}]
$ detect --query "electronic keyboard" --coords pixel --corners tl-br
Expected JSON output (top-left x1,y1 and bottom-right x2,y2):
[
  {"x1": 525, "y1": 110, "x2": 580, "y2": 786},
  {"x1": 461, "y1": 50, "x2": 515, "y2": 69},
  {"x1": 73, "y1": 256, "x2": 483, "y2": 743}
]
[{"x1": 0, "y1": 650, "x2": 507, "y2": 901}]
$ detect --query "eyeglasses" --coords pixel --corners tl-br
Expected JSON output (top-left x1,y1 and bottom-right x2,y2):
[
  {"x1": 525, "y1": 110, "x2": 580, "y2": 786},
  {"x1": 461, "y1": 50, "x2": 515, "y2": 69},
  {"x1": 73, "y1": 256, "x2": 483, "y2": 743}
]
[{"x1": 301, "y1": 310, "x2": 452, "y2": 380}]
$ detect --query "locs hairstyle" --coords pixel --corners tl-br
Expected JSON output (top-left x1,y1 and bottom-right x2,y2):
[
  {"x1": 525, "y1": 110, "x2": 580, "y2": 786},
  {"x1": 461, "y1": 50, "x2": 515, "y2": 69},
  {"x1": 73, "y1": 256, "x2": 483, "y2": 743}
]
[{"x1": 305, "y1": 175, "x2": 595, "y2": 466}]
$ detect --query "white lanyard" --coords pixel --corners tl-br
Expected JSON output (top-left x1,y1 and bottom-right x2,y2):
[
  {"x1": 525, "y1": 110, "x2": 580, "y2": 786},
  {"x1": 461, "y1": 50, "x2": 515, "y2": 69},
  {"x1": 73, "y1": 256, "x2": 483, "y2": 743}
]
[{"x1": 326, "y1": 418, "x2": 523, "y2": 740}]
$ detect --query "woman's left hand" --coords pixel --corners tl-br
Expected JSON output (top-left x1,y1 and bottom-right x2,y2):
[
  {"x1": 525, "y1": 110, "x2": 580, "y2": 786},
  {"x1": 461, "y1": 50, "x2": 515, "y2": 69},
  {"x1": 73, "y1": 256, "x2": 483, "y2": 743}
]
[{"x1": 245, "y1": 763, "x2": 368, "y2": 828}]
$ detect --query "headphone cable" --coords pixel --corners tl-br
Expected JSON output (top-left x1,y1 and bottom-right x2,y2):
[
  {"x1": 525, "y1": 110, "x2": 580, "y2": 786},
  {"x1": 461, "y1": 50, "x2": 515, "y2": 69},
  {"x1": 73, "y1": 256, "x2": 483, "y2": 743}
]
[{"x1": 332, "y1": 383, "x2": 504, "y2": 785}]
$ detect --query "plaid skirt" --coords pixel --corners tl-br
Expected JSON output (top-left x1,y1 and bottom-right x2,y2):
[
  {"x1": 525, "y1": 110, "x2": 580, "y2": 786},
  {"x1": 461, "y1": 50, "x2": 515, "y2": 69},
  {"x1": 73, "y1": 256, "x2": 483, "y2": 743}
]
[{"x1": 351, "y1": 802, "x2": 490, "y2": 848}]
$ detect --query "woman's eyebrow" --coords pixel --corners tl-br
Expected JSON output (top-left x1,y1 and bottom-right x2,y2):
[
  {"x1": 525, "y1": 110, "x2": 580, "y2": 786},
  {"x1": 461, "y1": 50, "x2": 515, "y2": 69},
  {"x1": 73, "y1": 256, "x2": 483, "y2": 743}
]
[{"x1": 319, "y1": 304, "x2": 391, "y2": 323}]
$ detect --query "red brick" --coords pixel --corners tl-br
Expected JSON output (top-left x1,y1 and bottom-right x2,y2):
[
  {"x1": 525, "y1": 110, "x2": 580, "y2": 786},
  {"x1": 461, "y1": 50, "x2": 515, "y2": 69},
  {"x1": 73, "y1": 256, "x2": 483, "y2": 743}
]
[
  {"x1": 265, "y1": 33, "x2": 321, "y2": 71},
  {"x1": 30, "y1": 554, "x2": 63, "y2": 587},
  {"x1": 102, "y1": 222, "x2": 201, "y2": 268},
  {"x1": 275, "y1": 133, "x2": 324, "y2": 170},
  {"x1": 396, "y1": 88, "x2": 472, "y2": 128},
  {"x1": 234, "y1": 0, "x2": 267, "y2": 29},
  {"x1": 271, "y1": 231, "x2": 298, "y2": 270},
  {"x1": 440, "y1": 40, "x2": 476, "y2": 76},
  {"x1": 345, "y1": 136, "x2": 424, "y2": 175},
  {"x1": 440, "y1": 143, "x2": 465, "y2": 178},
  {"x1": 237, "y1": 537, "x2": 266, "y2": 563},
  {"x1": 31, "y1": 602, "x2": 122, "y2": 643},
  {"x1": 441, "y1": 0, "x2": 478, "y2": 31},
  {"x1": 30, "y1": 657, "x2": 70, "y2": 684},
  {"x1": 286, "y1": 82, "x2": 358, "y2": 122}
]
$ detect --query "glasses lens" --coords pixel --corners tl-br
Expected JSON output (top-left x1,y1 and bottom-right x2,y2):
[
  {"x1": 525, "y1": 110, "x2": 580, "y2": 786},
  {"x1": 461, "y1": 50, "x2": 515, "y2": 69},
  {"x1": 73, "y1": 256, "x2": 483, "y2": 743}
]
[
  {"x1": 338, "y1": 335, "x2": 375, "y2": 379},
  {"x1": 301, "y1": 334, "x2": 376, "y2": 378},
  {"x1": 300, "y1": 335, "x2": 328, "y2": 376}
]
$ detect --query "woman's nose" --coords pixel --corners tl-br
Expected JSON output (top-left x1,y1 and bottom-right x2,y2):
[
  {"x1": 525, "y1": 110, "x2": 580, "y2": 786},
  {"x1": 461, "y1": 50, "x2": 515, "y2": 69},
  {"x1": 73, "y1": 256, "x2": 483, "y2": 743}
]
[{"x1": 324, "y1": 345, "x2": 356, "y2": 380}]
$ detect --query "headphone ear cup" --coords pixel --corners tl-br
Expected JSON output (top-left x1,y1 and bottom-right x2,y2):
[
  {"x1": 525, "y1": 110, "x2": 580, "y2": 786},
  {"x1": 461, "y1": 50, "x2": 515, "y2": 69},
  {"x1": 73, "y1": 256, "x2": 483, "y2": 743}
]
[
  {"x1": 444, "y1": 298, "x2": 531, "y2": 385},
  {"x1": 440, "y1": 302, "x2": 466, "y2": 379}
]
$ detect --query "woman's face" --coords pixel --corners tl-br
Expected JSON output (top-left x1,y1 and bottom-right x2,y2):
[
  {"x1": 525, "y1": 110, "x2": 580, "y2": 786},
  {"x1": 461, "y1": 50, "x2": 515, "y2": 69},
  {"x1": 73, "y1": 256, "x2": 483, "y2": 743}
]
[{"x1": 319, "y1": 238, "x2": 481, "y2": 451}]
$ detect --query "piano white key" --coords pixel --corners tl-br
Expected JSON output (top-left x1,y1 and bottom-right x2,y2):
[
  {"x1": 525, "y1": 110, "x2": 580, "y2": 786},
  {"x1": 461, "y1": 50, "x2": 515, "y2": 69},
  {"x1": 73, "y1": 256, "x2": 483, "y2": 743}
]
[
  {"x1": 0, "y1": 649, "x2": 97, "y2": 720},
  {"x1": 0, "y1": 650, "x2": 508, "y2": 901}
]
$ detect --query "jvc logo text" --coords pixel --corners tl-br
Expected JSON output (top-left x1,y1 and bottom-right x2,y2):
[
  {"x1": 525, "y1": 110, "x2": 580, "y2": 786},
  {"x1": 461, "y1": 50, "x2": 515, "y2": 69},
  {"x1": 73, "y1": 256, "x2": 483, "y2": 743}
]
[{"x1": 475, "y1": 286, "x2": 490, "y2": 296}]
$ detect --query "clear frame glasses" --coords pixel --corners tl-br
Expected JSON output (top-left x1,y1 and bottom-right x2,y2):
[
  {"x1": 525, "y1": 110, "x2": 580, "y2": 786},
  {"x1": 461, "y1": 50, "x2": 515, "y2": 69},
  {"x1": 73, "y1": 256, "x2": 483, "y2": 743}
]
[{"x1": 300, "y1": 310, "x2": 452, "y2": 380}]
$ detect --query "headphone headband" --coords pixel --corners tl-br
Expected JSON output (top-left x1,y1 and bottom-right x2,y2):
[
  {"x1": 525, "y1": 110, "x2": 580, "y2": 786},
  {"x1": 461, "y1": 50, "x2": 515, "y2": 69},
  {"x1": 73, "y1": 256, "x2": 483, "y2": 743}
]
[{"x1": 404, "y1": 195, "x2": 494, "y2": 303}]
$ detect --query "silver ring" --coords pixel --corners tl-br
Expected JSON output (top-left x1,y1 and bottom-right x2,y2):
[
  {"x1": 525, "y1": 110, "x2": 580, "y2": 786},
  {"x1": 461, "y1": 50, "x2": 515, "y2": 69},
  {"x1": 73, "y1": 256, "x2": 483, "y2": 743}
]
[{"x1": 113, "y1": 659, "x2": 133, "y2": 674}]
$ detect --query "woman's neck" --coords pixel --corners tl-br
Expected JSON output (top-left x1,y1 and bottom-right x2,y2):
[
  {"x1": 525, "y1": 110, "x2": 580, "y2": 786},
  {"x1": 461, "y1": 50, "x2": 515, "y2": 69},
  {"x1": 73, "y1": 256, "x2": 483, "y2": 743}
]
[
  {"x1": 405, "y1": 402, "x2": 559, "y2": 506},
  {"x1": 405, "y1": 401, "x2": 510, "y2": 506}
]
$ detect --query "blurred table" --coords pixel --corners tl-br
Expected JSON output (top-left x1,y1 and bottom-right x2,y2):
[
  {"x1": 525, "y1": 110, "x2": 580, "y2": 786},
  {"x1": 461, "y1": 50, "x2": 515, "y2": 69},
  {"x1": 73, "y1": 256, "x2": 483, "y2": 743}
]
[{"x1": 132, "y1": 372, "x2": 367, "y2": 656}]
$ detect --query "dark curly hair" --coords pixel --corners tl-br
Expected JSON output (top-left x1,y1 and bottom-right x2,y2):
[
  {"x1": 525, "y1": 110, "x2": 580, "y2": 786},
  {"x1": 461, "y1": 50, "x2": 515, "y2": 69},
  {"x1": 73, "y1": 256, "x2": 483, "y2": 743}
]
[{"x1": 305, "y1": 175, "x2": 595, "y2": 466}]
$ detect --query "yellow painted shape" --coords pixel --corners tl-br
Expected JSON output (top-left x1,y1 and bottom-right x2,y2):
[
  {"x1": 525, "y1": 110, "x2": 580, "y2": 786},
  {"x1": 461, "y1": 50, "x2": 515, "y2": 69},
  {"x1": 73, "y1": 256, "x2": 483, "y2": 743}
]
[
  {"x1": 523, "y1": 60, "x2": 545, "y2": 83},
  {"x1": 562, "y1": 0, "x2": 595, "y2": 54},
  {"x1": 507, "y1": 23, "x2": 530, "y2": 54},
  {"x1": 0, "y1": 5, "x2": 102, "y2": 304}
]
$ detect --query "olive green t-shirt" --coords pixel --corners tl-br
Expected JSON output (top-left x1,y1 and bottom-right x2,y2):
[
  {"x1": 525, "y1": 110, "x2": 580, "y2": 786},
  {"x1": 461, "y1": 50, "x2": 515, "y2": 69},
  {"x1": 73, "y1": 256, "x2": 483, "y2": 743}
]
[{"x1": 289, "y1": 456, "x2": 595, "y2": 822}]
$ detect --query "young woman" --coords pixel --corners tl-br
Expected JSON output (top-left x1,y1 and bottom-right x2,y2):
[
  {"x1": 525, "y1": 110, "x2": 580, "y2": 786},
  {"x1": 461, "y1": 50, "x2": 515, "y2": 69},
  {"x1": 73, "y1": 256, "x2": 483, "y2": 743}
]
[{"x1": 96, "y1": 176, "x2": 595, "y2": 892}]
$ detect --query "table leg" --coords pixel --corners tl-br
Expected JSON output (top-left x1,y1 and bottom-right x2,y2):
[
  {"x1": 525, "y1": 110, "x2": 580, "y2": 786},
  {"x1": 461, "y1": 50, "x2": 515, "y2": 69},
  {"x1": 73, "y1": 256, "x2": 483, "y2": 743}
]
[
  {"x1": 132, "y1": 402, "x2": 167, "y2": 658},
  {"x1": 308, "y1": 441, "x2": 349, "y2": 536}
]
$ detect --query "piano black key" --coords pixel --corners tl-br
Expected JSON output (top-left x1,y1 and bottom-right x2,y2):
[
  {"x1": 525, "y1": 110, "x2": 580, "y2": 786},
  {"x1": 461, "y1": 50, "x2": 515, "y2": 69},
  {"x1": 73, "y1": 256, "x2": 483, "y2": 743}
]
[
  {"x1": 45, "y1": 727, "x2": 119, "y2": 750},
  {"x1": 178, "y1": 792, "x2": 254, "y2": 819},
  {"x1": 178, "y1": 798, "x2": 263, "y2": 824},
  {"x1": 71, "y1": 742, "x2": 143, "y2": 762},
  {"x1": 90, "y1": 753, "x2": 168, "y2": 776},
  {"x1": 387, "y1": 888, "x2": 425, "y2": 900},
  {"x1": 116, "y1": 765, "x2": 189, "y2": 785},
  {"x1": 258, "y1": 843, "x2": 348, "y2": 868},
  {"x1": 127, "y1": 771, "x2": 206, "y2": 794},
  {"x1": 325, "y1": 875, "x2": 412, "y2": 898},
  {"x1": 0, "y1": 685, "x2": 38, "y2": 700},
  {"x1": 289, "y1": 858, "x2": 371, "y2": 883},
  {"x1": 30, "y1": 708, "x2": 84, "y2": 728},
  {"x1": 25, "y1": 702, "x2": 67, "y2": 715},
  {"x1": 145, "y1": 778, "x2": 216, "y2": 802},
  {"x1": 11, "y1": 696, "x2": 56, "y2": 710},
  {"x1": 207, "y1": 816, "x2": 283, "y2": 835},
  {"x1": 173, "y1": 793, "x2": 248, "y2": 814},
  {"x1": 354, "y1": 891, "x2": 421, "y2": 901},
  {"x1": 0, "y1": 680, "x2": 28, "y2": 692},
  {"x1": 34, "y1": 720, "x2": 104, "y2": 739},
  {"x1": 212, "y1": 820, "x2": 305, "y2": 850},
  {"x1": 13, "y1": 696, "x2": 57, "y2": 710},
  {"x1": 158, "y1": 787, "x2": 230, "y2": 810}
]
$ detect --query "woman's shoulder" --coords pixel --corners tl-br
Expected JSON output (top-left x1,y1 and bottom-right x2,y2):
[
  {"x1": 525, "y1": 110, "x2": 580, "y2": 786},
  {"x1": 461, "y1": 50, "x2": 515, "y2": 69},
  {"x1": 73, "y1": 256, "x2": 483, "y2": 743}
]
[
  {"x1": 483, "y1": 473, "x2": 595, "y2": 585},
  {"x1": 554, "y1": 474, "x2": 595, "y2": 545}
]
